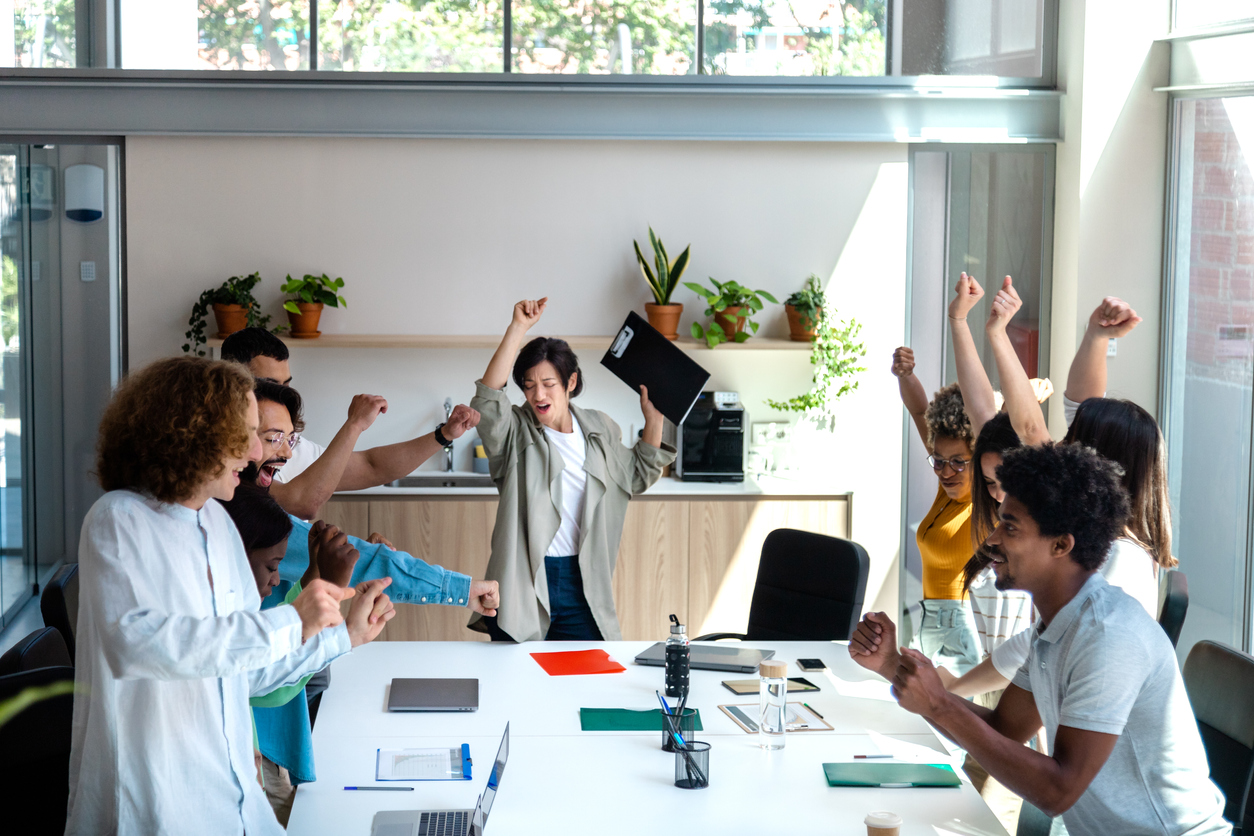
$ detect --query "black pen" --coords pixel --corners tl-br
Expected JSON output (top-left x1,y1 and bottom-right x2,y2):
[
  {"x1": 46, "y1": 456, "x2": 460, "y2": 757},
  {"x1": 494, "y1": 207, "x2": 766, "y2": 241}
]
[{"x1": 802, "y1": 702, "x2": 825, "y2": 719}]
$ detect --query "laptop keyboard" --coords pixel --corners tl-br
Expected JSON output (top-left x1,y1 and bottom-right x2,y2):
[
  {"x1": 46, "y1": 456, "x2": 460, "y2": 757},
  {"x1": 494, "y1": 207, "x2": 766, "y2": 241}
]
[{"x1": 418, "y1": 811, "x2": 469, "y2": 836}]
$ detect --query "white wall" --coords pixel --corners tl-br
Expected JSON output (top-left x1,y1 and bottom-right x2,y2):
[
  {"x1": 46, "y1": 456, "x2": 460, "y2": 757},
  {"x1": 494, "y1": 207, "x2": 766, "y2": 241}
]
[
  {"x1": 1049, "y1": 0, "x2": 1170, "y2": 428},
  {"x1": 125, "y1": 136, "x2": 909, "y2": 616}
]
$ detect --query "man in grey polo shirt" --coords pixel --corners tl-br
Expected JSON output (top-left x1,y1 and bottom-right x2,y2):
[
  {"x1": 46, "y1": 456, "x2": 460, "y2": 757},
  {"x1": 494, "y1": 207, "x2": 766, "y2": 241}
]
[{"x1": 849, "y1": 443, "x2": 1228, "y2": 835}]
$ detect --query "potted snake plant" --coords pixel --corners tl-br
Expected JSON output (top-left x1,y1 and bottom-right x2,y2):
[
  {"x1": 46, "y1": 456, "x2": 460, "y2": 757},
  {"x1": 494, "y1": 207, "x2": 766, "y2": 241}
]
[{"x1": 634, "y1": 226, "x2": 690, "y2": 341}]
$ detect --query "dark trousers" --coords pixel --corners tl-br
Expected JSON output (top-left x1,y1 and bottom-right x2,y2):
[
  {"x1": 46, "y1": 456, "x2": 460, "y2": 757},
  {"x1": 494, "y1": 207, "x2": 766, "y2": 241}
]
[{"x1": 484, "y1": 555, "x2": 603, "y2": 642}]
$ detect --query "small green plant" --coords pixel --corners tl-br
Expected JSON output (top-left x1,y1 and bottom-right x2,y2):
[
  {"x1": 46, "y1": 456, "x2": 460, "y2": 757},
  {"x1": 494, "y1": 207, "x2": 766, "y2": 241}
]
[
  {"x1": 0, "y1": 680, "x2": 76, "y2": 727},
  {"x1": 183, "y1": 272, "x2": 277, "y2": 356},
  {"x1": 786, "y1": 274, "x2": 827, "y2": 332},
  {"x1": 683, "y1": 277, "x2": 778, "y2": 348},
  {"x1": 280, "y1": 273, "x2": 347, "y2": 313},
  {"x1": 766, "y1": 307, "x2": 867, "y2": 427},
  {"x1": 634, "y1": 227, "x2": 690, "y2": 306}
]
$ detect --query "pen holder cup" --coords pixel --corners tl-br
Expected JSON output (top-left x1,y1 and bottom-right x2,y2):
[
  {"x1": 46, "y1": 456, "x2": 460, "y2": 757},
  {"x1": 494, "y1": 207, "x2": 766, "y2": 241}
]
[
  {"x1": 673, "y1": 741, "x2": 710, "y2": 790},
  {"x1": 661, "y1": 708, "x2": 698, "y2": 752}
]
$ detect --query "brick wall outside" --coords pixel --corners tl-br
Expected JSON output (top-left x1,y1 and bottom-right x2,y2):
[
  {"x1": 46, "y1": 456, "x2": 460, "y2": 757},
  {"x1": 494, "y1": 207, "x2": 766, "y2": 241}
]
[{"x1": 1186, "y1": 98, "x2": 1254, "y2": 384}]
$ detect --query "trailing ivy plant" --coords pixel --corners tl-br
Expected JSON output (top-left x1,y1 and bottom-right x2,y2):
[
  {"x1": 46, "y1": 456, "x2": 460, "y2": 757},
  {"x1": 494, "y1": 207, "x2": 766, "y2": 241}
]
[
  {"x1": 765, "y1": 307, "x2": 867, "y2": 428},
  {"x1": 280, "y1": 273, "x2": 347, "y2": 313},
  {"x1": 785, "y1": 274, "x2": 827, "y2": 332},
  {"x1": 182, "y1": 272, "x2": 278, "y2": 356},
  {"x1": 684, "y1": 277, "x2": 778, "y2": 348},
  {"x1": 634, "y1": 226, "x2": 691, "y2": 306}
]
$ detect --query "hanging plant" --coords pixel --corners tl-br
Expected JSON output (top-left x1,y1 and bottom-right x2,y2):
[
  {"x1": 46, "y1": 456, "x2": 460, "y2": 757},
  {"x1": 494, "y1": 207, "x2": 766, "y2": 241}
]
[
  {"x1": 183, "y1": 272, "x2": 280, "y2": 356},
  {"x1": 765, "y1": 306, "x2": 867, "y2": 427}
]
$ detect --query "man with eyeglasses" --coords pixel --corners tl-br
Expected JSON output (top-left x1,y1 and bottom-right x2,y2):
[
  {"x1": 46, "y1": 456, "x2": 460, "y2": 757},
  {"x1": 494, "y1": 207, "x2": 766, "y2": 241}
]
[{"x1": 222, "y1": 327, "x2": 479, "y2": 520}]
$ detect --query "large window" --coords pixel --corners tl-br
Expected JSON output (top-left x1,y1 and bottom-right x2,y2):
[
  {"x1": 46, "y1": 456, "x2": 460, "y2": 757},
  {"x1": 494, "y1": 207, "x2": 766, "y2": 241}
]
[
  {"x1": 2, "y1": 0, "x2": 77, "y2": 67},
  {"x1": 1162, "y1": 96, "x2": 1254, "y2": 661},
  {"x1": 113, "y1": 0, "x2": 1052, "y2": 78}
]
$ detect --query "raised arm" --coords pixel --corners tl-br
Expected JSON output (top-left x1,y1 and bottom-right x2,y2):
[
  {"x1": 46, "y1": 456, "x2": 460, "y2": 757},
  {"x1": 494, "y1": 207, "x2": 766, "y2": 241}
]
[
  {"x1": 270, "y1": 394, "x2": 388, "y2": 518},
  {"x1": 891, "y1": 347, "x2": 931, "y2": 452},
  {"x1": 483, "y1": 298, "x2": 547, "y2": 390},
  {"x1": 948, "y1": 273, "x2": 998, "y2": 439},
  {"x1": 1065, "y1": 297, "x2": 1143, "y2": 403},
  {"x1": 985, "y1": 277, "x2": 1051, "y2": 445},
  {"x1": 336, "y1": 404, "x2": 482, "y2": 490}
]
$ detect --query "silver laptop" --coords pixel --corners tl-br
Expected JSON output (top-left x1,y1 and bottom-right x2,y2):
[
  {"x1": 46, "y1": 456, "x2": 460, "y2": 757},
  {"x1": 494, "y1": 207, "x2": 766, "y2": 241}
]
[
  {"x1": 387, "y1": 678, "x2": 479, "y2": 712},
  {"x1": 371, "y1": 724, "x2": 509, "y2": 836},
  {"x1": 634, "y1": 641, "x2": 775, "y2": 673}
]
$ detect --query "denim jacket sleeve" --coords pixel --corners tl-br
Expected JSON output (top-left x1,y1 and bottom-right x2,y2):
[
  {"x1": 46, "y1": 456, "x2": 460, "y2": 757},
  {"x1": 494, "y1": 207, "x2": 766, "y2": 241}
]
[{"x1": 278, "y1": 515, "x2": 472, "y2": 607}]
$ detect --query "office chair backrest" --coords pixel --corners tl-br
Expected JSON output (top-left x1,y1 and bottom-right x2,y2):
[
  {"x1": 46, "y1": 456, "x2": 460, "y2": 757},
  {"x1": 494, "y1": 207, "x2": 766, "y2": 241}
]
[
  {"x1": 0, "y1": 665, "x2": 75, "y2": 835},
  {"x1": 1184, "y1": 640, "x2": 1254, "y2": 831},
  {"x1": 1158, "y1": 569, "x2": 1189, "y2": 648},
  {"x1": 41, "y1": 563, "x2": 79, "y2": 660},
  {"x1": 744, "y1": 529, "x2": 870, "y2": 642},
  {"x1": 0, "y1": 627, "x2": 72, "y2": 676}
]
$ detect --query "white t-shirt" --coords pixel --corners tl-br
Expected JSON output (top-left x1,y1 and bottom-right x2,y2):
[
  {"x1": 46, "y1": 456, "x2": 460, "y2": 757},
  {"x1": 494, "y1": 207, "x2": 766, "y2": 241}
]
[
  {"x1": 544, "y1": 416, "x2": 588, "y2": 557},
  {"x1": 991, "y1": 538, "x2": 1158, "y2": 679},
  {"x1": 967, "y1": 568, "x2": 1035, "y2": 658},
  {"x1": 274, "y1": 437, "x2": 326, "y2": 483},
  {"x1": 1012, "y1": 574, "x2": 1229, "y2": 836}
]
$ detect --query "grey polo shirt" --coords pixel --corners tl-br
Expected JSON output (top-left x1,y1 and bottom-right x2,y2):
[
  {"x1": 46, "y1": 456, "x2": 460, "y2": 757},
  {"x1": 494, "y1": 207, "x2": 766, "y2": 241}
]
[{"x1": 1013, "y1": 573, "x2": 1230, "y2": 836}]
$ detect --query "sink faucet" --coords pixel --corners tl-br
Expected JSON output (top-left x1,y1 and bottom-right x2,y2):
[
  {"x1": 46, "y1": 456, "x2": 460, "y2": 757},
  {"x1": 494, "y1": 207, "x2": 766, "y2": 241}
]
[{"x1": 442, "y1": 398, "x2": 454, "y2": 472}]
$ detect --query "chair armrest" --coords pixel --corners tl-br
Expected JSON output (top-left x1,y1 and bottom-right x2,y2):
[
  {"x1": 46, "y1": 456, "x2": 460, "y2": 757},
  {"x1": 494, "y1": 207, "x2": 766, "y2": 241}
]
[{"x1": 692, "y1": 633, "x2": 747, "y2": 642}]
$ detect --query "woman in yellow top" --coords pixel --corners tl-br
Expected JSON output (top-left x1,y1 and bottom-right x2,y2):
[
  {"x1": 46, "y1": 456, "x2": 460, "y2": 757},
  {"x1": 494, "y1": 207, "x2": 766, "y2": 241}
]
[{"x1": 891, "y1": 347, "x2": 981, "y2": 675}]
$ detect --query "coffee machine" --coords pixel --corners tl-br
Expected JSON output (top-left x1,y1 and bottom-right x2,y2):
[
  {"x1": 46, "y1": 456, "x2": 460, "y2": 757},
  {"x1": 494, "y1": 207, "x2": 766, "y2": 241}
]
[{"x1": 676, "y1": 391, "x2": 746, "y2": 482}]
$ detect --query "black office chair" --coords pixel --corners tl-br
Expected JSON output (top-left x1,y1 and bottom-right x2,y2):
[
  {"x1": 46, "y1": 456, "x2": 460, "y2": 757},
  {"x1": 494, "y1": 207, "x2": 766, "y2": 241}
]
[
  {"x1": 694, "y1": 529, "x2": 870, "y2": 642},
  {"x1": 0, "y1": 627, "x2": 72, "y2": 676},
  {"x1": 1183, "y1": 640, "x2": 1254, "y2": 833},
  {"x1": 1016, "y1": 801, "x2": 1053, "y2": 836},
  {"x1": 41, "y1": 563, "x2": 79, "y2": 660},
  {"x1": 0, "y1": 665, "x2": 75, "y2": 835},
  {"x1": 1158, "y1": 569, "x2": 1189, "y2": 648}
]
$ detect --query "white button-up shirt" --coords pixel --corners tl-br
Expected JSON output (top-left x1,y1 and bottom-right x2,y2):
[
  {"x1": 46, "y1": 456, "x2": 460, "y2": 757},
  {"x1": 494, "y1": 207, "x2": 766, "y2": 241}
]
[{"x1": 66, "y1": 490, "x2": 351, "y2": 836}]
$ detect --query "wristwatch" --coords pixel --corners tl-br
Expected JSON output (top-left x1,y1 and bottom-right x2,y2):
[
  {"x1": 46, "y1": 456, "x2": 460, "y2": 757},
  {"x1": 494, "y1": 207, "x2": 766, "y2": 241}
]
[{"x1": 434, "y1": 423, "x2": 453, "y2": 447}]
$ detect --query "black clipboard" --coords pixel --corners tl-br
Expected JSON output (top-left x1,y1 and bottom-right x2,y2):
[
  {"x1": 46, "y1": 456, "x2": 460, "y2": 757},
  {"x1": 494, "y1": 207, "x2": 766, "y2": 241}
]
[{"x1": 600, "y1": 312, "x2": 710, "y2": 427}]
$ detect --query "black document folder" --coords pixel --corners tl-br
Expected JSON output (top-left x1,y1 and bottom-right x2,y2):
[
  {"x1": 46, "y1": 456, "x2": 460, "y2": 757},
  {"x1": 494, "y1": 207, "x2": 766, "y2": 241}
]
[{"x1": 600, "y1": 312, "x2": 710, "y2": 427}]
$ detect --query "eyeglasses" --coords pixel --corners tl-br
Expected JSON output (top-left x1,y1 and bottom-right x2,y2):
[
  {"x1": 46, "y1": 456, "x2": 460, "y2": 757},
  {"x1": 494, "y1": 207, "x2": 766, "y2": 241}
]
[
  {"x1": 928, "y1": 454, "x2": 970, "y2": 473},
  {"x1": 262, "y1": 431, "x2": 301, "y2": 451}
]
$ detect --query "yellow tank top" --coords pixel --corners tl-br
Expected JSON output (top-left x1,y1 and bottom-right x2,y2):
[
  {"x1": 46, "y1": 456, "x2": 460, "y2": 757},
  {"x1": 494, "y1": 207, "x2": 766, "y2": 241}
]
[{"x1": 917, "y1": 484, "x2": 974, "y2": 600}]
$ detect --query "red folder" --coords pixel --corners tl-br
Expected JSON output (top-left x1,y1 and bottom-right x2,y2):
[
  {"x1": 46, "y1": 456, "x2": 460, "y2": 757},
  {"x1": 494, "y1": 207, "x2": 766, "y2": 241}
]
[{"x1": 530, "y1": 649, "x2": 626, "y2": 676}]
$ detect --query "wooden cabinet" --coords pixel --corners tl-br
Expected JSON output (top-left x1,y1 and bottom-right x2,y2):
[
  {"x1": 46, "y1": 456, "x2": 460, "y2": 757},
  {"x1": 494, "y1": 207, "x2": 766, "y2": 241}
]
[{"x1": 315, "y1": 494, "x2": 851, "y2": 643}]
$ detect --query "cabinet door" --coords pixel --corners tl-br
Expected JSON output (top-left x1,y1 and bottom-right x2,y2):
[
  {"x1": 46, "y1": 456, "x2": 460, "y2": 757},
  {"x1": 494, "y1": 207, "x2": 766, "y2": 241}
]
[
  {"x1": 611, "y1": 501, "x2": 689, "y2": 641},
  {"x1": 369, "y1": 500, "x2": 497, "y2": 642},
  {"x1": 687, "y1": 499, "x2": 851, "y2": 637},
  {"x1": 312, "y1": 499, "x2": 371, "y2": 540}
]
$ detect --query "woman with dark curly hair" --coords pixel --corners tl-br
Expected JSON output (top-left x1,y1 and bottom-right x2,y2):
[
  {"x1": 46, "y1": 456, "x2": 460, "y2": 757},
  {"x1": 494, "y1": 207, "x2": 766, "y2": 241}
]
[
  {"x1": 66, "y1": 356, "x2": 395, "y2": 836},
  {"x1": 470, "y1": 298, "x2": 675, "y2": 642},
  {"x1": 892, "y1": 347, "x2": 983, "y2": 675}
]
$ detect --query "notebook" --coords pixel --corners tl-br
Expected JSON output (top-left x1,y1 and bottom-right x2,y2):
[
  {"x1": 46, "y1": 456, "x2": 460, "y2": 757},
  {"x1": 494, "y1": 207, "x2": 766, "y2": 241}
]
[
  {"x1": 822, "y1": 762, "x2": 962, "y2": 788},
  {"x1": 600, "y1": 312, "x2": 710, "y2": 426},
  {"x1": 387, "y1": 678, "x2": 479, "y2": 712}
]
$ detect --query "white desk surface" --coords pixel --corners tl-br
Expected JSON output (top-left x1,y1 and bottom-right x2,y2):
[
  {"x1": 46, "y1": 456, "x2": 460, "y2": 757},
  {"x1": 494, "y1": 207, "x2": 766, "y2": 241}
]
[{"x1": 287, "y1": 641, "x2": 1008, "y2": 836}]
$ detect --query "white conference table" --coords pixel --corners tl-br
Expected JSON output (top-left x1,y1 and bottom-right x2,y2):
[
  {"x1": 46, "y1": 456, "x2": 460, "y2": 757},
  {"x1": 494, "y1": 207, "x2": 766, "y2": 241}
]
[{"x1": 287, "y1": 640, "x2": 1008, "y2": 836}]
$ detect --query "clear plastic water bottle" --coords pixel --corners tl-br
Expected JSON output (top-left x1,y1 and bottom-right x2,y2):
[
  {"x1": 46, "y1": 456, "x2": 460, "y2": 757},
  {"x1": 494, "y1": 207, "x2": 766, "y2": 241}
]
[
  {"x1": 758, "y1": 659, "x2": 787, "y2": 749},
  {"x1": 664, "y1": 614, "x2": 690, "y2": 700}
]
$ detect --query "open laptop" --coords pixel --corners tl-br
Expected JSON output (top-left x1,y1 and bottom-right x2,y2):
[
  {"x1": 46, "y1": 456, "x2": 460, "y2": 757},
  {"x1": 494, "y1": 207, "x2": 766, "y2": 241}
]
[
  {"x1": 371, "y1": 724, "x2": 509, "y2": 836},
  {"x1": 387, "y1": 678, "x2": 479, "y2": 712},
  {"x1": 634, "y1": 642, "x2": 775, "y2": 673}
]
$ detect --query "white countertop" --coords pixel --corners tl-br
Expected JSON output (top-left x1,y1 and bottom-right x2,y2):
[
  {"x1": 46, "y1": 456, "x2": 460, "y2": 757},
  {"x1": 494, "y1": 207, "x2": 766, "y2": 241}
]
[
  {"x1": 286, "y1": 640, "x2": 1005, "y2": 836},
  {"x1": 335, "y1": 475, "x2": 852, "y2": 499}
]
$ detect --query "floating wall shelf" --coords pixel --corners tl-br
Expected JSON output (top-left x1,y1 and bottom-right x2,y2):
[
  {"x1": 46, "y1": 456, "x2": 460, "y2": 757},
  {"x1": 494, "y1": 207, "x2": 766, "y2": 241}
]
[{"x1": 205, "y1": 335, "x2": 812, "y2": 351}]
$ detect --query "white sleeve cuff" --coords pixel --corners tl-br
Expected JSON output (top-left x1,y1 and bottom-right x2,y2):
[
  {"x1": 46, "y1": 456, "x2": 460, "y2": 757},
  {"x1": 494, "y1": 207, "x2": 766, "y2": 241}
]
[{"x1": 260, "y1": 604, "x2": 304, "y2": 659}]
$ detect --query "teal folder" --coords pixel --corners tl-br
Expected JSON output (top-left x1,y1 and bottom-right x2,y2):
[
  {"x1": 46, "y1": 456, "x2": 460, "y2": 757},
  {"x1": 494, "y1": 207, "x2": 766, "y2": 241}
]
[
  {"x1": 579, "y1": 708, "x2": 704, "y2": 732},
  {"x1": 822, "y1": 762, "x2": 961, "y2": 788}
]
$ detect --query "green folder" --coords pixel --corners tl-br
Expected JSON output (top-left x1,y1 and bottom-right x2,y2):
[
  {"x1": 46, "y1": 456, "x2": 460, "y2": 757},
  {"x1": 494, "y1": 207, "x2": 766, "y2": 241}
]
[
  {"x1": 822, "y1": 762, "x2": 961, "y2": 788},
  {"x1": 580, "y1": 708, "x2": 704, "y2": 732}
]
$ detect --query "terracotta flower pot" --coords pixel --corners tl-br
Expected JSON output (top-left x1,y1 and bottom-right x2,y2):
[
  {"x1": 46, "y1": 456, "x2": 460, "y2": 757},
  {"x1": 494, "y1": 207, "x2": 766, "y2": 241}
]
[
  {"x1": 786, "y1": 304, "x2": 822, "y2": 342},
  {"x1": 645, "y1": 302, "x2": 683, "y2": 341},
  {"x1": 287, "y1": 302, "x2": 324, "y2": 338},
  {"x1": 713, "y1": 306, "x2": 747, "y2": 338},
  {"x1": 212, "y1": 303, "x2": 249, "y2": 339}
]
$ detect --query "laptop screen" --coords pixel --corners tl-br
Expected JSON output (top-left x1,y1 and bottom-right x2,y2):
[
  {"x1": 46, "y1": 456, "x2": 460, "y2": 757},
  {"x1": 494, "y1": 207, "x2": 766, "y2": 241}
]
[{"x1": 472, "y1": 724, "x2": 509, "y2": 833}]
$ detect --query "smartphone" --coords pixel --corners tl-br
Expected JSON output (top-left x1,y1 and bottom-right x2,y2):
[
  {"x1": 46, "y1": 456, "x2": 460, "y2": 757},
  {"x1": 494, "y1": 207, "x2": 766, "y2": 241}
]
[{"x1": 797, "y1": 658, "x2": 827, "y2": 672}]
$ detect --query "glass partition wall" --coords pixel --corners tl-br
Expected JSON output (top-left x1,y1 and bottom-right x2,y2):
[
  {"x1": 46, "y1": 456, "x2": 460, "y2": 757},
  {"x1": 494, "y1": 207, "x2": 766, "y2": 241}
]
[
  {"x1": 899, "y1": 144, "x2": 1054, "y2": 643},
  {"x1": 0, "y1": 141, "x2": 122, "y2": 629}
]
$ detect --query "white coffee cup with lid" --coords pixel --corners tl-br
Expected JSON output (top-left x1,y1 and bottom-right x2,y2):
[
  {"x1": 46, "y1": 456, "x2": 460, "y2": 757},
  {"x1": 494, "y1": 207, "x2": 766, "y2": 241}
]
[{"x1": 865, "y1": 811, "x2": 903, "y2": 836}]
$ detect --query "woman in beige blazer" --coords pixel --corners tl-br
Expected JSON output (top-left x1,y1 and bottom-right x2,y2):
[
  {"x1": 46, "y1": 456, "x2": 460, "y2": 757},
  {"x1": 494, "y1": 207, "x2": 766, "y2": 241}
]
[{"x1": 469, "y1": 298, "x2": 675, "y2": 642}]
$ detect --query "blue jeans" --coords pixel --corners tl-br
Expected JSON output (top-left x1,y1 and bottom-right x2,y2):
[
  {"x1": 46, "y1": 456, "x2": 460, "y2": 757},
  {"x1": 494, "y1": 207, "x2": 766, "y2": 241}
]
[
  {"x1": 484, "y1": 555, "x2": 603, "y2": 642},
  {"x1": 915, "y1": 599, "x2": 982, "y2": 676}
]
